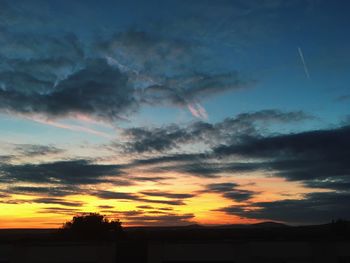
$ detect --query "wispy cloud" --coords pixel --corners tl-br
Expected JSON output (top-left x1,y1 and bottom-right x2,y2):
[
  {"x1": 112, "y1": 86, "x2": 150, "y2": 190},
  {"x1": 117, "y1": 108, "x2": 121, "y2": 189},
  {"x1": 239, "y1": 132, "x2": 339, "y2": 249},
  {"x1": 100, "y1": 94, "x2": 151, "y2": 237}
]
[
  {"x1": 187, "y1": 101, "x2": 208, "y2": 120},
  {"x1": 24, "y1": 114, "x2": 113, "y2": 138}
]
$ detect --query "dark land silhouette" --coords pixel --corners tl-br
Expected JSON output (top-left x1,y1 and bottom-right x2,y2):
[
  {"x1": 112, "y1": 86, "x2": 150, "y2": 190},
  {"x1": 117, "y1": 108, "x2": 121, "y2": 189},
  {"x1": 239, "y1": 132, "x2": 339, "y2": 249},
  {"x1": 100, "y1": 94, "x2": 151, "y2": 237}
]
[
  {"x1": 0, "y1": 215, "x2": 349, "y2": 242},
  {"x1": 0, "y1": 215, "x2": 349, "y2": 263}
]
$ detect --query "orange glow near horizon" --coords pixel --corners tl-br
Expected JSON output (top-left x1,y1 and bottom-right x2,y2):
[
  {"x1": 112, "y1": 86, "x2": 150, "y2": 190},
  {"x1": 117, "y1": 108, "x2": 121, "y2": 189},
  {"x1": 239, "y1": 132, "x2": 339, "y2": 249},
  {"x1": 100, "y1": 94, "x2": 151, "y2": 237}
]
[{"x1": 0, "y1": 170, "x2": 321, "y2": 229}]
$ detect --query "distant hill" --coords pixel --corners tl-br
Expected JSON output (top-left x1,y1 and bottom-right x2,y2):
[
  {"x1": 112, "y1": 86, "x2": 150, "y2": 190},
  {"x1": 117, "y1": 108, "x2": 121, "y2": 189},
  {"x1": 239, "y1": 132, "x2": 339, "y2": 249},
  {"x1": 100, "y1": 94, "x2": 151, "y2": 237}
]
[
  {"x1": 251, "y1": 221, "x2": 289, "y2": 228},
  {"x1": 0, "y1": 222, "x2": 288, "y2": 234},
  {"x1": 128, "y1": 221, "x2": 291, "y2": 232},
  {"x1": 125, "y1": 221, "x2": 288, "y2": 231},
  {"x1": 1, "y1": 221, "x2": 349, "y2": 243},
  {"x1": 208, "y1": 221, "x2": 289, "y2": 229}
]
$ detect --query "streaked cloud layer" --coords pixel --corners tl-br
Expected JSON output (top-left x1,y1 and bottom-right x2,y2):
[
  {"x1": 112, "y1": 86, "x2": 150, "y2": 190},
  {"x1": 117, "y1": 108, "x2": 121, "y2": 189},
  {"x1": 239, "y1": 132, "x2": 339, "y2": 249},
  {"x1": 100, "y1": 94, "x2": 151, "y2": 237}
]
[{"x1": 0, "y1": 0, "x2": 349, "y2": 227}]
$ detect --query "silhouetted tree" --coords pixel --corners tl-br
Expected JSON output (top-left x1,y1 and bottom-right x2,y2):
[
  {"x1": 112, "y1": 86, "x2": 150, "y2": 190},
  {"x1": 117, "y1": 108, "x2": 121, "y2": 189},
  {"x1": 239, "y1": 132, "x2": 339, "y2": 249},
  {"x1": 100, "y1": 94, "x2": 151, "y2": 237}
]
[{"x1": 61, "y1": 213, "x2": 124, "y2": 240}]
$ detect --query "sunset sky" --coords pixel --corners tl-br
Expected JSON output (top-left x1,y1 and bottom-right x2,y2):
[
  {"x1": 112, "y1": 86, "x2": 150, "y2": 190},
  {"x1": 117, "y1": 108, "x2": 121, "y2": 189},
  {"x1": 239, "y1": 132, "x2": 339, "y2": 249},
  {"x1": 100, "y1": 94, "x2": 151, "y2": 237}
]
[{"x1": 0, "y1": 0, "x2": 350, "y2": 228}]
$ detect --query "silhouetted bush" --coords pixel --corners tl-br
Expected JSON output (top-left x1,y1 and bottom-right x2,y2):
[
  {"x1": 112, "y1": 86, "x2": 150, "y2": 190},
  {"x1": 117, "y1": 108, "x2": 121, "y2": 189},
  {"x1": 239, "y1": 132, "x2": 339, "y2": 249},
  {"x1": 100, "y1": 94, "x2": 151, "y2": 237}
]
[{"x1": 61, "y1": 213, "x2": 124, "y2": 241}]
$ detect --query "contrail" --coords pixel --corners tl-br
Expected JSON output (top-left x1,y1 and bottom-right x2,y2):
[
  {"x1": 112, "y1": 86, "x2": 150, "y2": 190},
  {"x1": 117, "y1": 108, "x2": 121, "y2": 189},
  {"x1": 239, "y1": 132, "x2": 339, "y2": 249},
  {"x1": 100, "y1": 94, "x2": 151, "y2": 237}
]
[
  {"x1": 17, "y1": 114, "x2": 113, "y2": 138},
  {"x1": 298, "y1": 47, "x2": 310, "y2": 79}
]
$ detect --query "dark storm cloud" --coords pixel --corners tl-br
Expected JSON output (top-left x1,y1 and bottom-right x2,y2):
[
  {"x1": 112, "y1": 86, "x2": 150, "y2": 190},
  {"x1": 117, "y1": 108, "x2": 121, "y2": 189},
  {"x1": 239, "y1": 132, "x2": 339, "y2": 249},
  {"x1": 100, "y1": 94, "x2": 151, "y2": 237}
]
[
  {"x1": 304, "y1": 178, "x2": 350, "y2": 191},
  {"x1": 140, "y1": 191, "x2": 195, "y2": 199},
  {"x1": 140, "y1": 72, "x2": 251, "y2": 108},
  {"x1": 135, "y1": 206, "x2": 174, "y2": 213},
  {"x1": 128, "y1": 176, "x2": 171, "y2": 182},
  {"x1": 158, "y1": 207, "x2": 174, "y2": 211},
  {"x1": 0, "y1": 59, "x2": 138, "y2": 121},
  {"x1": 150, "y1": 161, "x2": 262, "y2": 178},
  {"x1": 0, "y1": 1, "x2": 321, "y2": 124},
  {"x1": 116, "y1": 31, "x2": 255, "y2": 112},
  {"x1": 210, "y1": 122, "x2": 350, "y2": 224},
  {"x1": 38, "y1": 207, "x2": 80, "y2": 215},
  {"x1": 105, "y1": 210, "x2": 144, "y2": 217},
  {"x1": 124, "y1": 213, "x2": 195, "y2": 226},
  {"x1": 0, "y1": 159, "x2": 123, "y2": 185},
  {"x1": 215, "y1": 206, "x2": 246, "y2": 214},
  {"x1": 128, "y1": 213, "x2": 194, "y2": 222},
  {"x1": 1, "y1": 188, "x2": 86, "y2": 212},
  {"x1": 98, "y1": 31, "x2": 253, "y2": 111},
  {"x1": 214, "y1": 125, "x2": 350, "y2": 184},
  {"x1": 98, "y1": 204, "x2": 194, "y2": 225},
  {"x1": 47, "y1": 59, "x2": 136, "y2": 120},
  {"x1": 0, "y1": 199, "x2": 26, "y2": 205},
  {"x1": 33, "y1": 197, "x2": 83, "y2": 207},
  {"x1": 129, "y1": 154, "x2": 200, "y2": 165},
  {"x1": 126, "y1": 144, "x2": 263, "y2": 178},
  {"x1": 93, "y1": 190, "x2": 185, "y2": 206},
  {"x1": 1, "y1": 11, "x2": 253, "y2": 122},
  {"x1": 120, "y1": 125, "x2": 192, "y2": 153},
  {"x1": 93, "y1": 191, "x2": 139, "y2": 200},
  {"x1": 222, "y1": 190, "x2": 255, "y2": 202},
  {"x1": 206, "y1": 183, "x2": 255, "y2": 202},
  {"x1": 224, "y1": 109, "x2": 310, "y2": 125},
  {"x1": 214, "y1": 125, "x2": 350, "y2": 159},
  {"x1": 1, "y1": 0, "x2": 258, "y2": 122},
  {"x1": 0, "y1": 37, "x2": 249, "y2": 121},
  {"x1": 207, "y1": 183, "x2": 239, "y2": 192},
  {"x1": 147, "y1": 162, "x2": 219, "y2": 178},
  {"x1": 14, "y1": 144, "x2": 64, "y2": 156},
  {"x1": 146, "y1": 210, "x2": 169, "y2": 214},
  {"x1": 98, "y1": 205, "x2": 114, "y2": 209},
  {"x1": 125, "y1": 123, "x2": 350, "y2": 189},
  {"x1": 125, "y1": 152, "x2": 214, "y2": 177},
  {"x1": 7, "y1": 185, "x2": 80, "y2": 197},
  {"x1": 0, "y1": 7, "x2": 126, "y2": 120},
  {"x1": 218, "y1": 192, "x2": 350, "y2": 224},
  {"x1": 132, "y1": 198, "x2": 185, "y2": 206},
  {"x1": 120, "y1": 110, "x2": 310, "y2": 153},
  {"x1": 137, "y1": 205, "x2": 154, "y2": 210}
]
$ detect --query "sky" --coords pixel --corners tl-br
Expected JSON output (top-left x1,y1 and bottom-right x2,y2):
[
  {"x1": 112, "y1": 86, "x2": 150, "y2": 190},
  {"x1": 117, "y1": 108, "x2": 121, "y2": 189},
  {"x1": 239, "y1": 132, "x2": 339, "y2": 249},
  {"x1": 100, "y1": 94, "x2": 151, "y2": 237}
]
[{"x1": 0, "y1": 0, "x2": 350, "y2": 228}]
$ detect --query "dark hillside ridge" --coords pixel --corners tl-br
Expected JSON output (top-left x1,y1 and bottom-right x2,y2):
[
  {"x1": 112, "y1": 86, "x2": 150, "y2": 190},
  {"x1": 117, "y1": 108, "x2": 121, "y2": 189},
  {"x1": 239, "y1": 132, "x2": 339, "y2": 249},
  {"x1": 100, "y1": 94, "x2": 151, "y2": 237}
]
[{"x1": 1, "y1": 221, "x2": 349, "y2": 243}]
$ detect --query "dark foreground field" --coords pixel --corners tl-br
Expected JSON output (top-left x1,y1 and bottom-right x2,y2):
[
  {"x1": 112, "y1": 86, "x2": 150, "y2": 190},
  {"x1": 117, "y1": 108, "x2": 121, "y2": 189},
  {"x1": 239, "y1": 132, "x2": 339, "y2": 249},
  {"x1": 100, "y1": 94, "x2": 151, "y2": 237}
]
[
  {"x1": 1, "y1": 221, "x2": 349, "y2": 243},
  {"x1": 0, "y1": 221, "x2": 349, "y2": 263}
]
